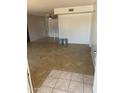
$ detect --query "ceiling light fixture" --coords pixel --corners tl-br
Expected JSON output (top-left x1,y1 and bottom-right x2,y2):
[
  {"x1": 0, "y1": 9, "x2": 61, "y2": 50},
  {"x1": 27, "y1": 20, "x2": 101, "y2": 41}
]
[
  {"x1": 48, "y1": 14, "x2": 52, "y2": 20},
  {"x1": 48, "y1": 13, "x2": 58, "y2": 20}
]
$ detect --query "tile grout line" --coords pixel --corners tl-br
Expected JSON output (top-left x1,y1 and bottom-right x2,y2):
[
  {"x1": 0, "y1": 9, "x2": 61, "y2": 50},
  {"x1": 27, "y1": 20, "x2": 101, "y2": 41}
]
[
  {"x1": 67, "y1": 72, "x2": 73, "y2": 93},
  {"x1": 83, "y1": 74, "x2": 84, "y2": 93},
  {"x1": 38, "y1": 70, "x2": 92, "y2": 93},
  {"x1": 54, "y1": 70, "x2": 84, "y2": 93},
  {"x1": 51, "y1": 71, "x2": 62, "y2": 93},
  {"x1": 37, "y1": 70, "x2": 61, "y2": 93},
  {"x1": 68, "y1": 73, "x2": 84, "y2": 93},
  {"x1": 51, "y1": 71, "x2": 73, "y2": 93}
]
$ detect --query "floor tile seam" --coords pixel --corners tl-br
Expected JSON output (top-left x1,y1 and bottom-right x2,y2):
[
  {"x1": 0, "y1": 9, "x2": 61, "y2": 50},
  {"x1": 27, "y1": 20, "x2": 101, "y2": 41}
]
[
  {"x1": 53, "y1": 88, "x2": 69, "y2": 92},
  {"x1": 53, "y1": 71, "x2": 73, "y2": 92},
  {"x1": 71, "y1": 75, "x2": 83, "y2": 82},
  {"x1": 51, "y1": 74, "x2": 61, "y2": 93},
  {"x1": 39, "y1": 71, "x2": 60, "y2": 93},
  {"x1": 83, "y1": 75, "x2": 84, "y2": 93},
  {"x1": 38, "y1": 80, "x2": 83, "y2": 92},
  {"x1": 71, "y1": 73, "x2": 84, "y2": 84},
  {"x1": 40, "y1": 70, "x2": 92, "y2": 93},
  {"x1": 68, "y1": 73, "x2": 84, "y2": 93},
  {"x1": 36, "y1": 86, "x2": 54, "y2": 93},
  {"x1": 58, "y1": 71, "x2": 73, "y2": 80},
  {"x1": 67, "y1": 72, "x2": 73, "y2": 93},
  {"x1": 56, "y1": 78, "x2": 71, "y2": 81}
]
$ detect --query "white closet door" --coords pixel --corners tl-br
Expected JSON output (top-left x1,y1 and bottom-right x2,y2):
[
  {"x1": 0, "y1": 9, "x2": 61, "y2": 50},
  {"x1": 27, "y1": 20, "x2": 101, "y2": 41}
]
[{"x1": 58, "y1": 13, "x2": 91, "y2": 44}]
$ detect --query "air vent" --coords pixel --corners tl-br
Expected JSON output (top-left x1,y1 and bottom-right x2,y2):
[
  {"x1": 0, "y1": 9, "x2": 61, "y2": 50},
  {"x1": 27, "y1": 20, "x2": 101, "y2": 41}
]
[
  {"x1": 68, "y1": 8, "x2": 74, "y2": 12},
  {"x1": 54, "y1": 5, "x2": 94, "y2": 15}
]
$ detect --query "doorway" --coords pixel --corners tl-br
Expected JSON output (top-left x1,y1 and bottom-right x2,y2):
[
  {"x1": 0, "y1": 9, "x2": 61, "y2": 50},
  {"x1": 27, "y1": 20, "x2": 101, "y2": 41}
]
[{"x1": 27, "y1": 26, "x2": 30, "y2": 43}]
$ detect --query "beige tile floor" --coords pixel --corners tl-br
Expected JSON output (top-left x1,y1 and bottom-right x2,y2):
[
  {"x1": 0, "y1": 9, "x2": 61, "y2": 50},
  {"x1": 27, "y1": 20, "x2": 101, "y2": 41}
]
[
  {"x1": 27, "y1": 38, "x2": 94, "y2": 92},
  {"x1": 37, "y1": 70, "x2": 93, "y2": 93}
]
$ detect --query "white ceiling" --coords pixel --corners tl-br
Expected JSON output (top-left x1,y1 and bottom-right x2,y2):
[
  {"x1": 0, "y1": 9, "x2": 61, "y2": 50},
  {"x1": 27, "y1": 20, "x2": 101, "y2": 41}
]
[{"x1": 27, "y1": 0, "x2": 95, "y2": 16}]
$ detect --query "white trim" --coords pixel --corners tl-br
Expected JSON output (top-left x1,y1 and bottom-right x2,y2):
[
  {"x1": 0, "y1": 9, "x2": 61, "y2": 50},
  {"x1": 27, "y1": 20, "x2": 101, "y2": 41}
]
[
  {"x1": 27, "y1": 62, "x2": 34, "y2": 93},
  {"x1": 54, "y1": 5, "x2": 94, "y2": 15}
]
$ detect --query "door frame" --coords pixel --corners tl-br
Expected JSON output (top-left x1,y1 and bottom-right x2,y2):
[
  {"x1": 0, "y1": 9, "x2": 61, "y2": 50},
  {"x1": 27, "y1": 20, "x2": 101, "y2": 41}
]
[{"x1": 27, "y1": 62, "x2": 34, "y2": 93}]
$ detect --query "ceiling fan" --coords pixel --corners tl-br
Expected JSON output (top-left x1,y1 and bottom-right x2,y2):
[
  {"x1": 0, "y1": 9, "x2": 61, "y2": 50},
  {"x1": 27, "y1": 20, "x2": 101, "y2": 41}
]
[{"x1": 48, "y1": 13, "x2": 58, "y2": 20}]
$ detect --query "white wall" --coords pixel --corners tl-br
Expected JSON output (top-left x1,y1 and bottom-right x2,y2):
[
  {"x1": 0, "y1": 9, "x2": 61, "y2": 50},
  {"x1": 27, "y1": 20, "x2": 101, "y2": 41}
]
[
  {"x1": 48, "y1": 18, "x2": 59, "y2": 38},
  {"x1": 27, "y1": 14, "x2": 48, "y2": 41},
  {"x1": 58, "y1": 13, "x2": 91, "y2": 44}
]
